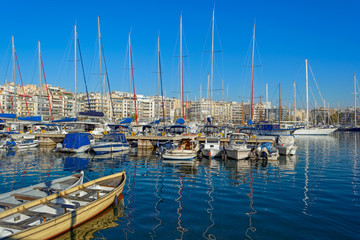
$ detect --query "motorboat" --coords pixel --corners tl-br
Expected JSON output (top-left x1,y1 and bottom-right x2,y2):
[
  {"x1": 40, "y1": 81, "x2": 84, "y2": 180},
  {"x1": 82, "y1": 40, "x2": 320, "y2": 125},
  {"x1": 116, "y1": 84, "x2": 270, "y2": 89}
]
[
  {"x1": 225, "y1": 133, "x2": 251, "y2": 160},
  {"x1": 92, "y1": 133, "x2": 130, "y2": 155},
  {"x1": 162, "y1": 137, "x2": 199, "y2": 160},
  {"x1": 56, "y1": 133, "x2": 94, "y2": 153},
  {"x1": 250, "y1": 141, "x2": 279, "y2": 160},
  {"x1": 275, "y1": 135, "x2": 297, "y2": 155},
  {"x1": 201, "y1": 137, "x2": 222, "y2": 158}
]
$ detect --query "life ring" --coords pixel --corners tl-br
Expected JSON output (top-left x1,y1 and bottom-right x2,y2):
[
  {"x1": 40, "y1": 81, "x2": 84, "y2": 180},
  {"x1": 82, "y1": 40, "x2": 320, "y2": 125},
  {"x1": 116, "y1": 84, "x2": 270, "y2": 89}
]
[
  {"x1": 29, "y1": 130, "x2": 32, "y2": 134},
  {"x1": 104, "y1": 130, "x2": 108, "y2": 135},
  {"x1": 198, "y1": 133, "x2": 202, "y2": 137},
  {"x1": 19, "y1": 131, "x2": 23, "y2": 134},
  {"x1": 251, "y1": 135, "x2": 257, "y2": 140},
  {"x1": 41, "y1": 130, "x2": 45, "y2": 133},
  {"x1": 149, "y1": 132, "x2": 152, "y2": 136},
  {"x1": 162, "y1": 131, "x2": 166, "y2": 136},
  {"x1": 219, "y1": 132, "x2": 223, "y2": 137},
  {"x1": 131, "y1": 132, "x2": 136, "y2": 136},
  {"x1": 89, "y1": 131, "x2": 93, "y2": 135}
]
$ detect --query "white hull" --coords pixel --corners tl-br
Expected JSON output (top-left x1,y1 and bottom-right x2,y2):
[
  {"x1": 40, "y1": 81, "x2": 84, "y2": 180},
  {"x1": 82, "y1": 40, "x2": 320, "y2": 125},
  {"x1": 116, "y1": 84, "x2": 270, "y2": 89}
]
[
  {"x1": 226, "y1": 149, "x2": 251, "y2": 160},
  {"x1": 276, "y1": 145, "x2": 297, "y2": 155},
  {"x1": 201, "y1": 148, "x2": 222, "y2": 158},
  {"x1": 293, "y1": 128, "x2": 337, "y2": 135},
  {"x1": 92, "y1": 143, "x2": 130, "y2": 154},
  {"x1": 58, "y1": 144, "x2": 91, "y2": 153},
  {"x1": 13, "y1": 141, "x2": 39, "y2": 150},
  {"x1": 162, "y1": 150, "x2": 196, "y2": 160}
]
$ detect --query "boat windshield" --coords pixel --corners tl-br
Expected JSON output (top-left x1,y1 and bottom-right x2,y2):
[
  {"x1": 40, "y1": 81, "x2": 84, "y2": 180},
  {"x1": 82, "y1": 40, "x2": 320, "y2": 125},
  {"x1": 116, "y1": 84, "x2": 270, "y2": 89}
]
[{"x1": 99, "y1": 134, "x2": 126, "y2": 143}]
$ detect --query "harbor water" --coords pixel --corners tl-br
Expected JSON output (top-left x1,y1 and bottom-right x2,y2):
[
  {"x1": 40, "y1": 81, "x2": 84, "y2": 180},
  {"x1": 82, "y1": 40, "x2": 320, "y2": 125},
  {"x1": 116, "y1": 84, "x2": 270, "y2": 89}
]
[{"x1": 0, "y1": 133, "x2": 359, "y2": 239}]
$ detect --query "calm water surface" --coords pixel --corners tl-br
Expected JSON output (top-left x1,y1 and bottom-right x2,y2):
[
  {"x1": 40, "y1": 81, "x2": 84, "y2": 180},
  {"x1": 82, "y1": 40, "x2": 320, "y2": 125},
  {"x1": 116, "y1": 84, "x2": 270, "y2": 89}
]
[{"x1": 0, "y1": 133, "x2": 359, "y2": 239}]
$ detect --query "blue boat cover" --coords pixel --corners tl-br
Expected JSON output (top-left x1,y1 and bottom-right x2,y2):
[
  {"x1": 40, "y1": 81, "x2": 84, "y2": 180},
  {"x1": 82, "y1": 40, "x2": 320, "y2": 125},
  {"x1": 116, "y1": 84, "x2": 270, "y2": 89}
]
[
  {"x1": 0, "y1": 113, "x2": 16, "y2": 119},
  {"x1": 119, "y1": 117, "x2": 133, "y2": 124},
  {"x1": 176, "y1": 118, "x2": 185, "y2": 125},
  {"x1": 52, "y1": 117, "x2": 77, "y2": 123},
  {"x1": 18, "y1": 116, "x2": 42, "y2": 122},
  {"x1": 260, "y1": 142, "x2": 273, "y2": 154},
  {"x1": 149, "y1": 119, "x2": 160, "y2": 125},
  {"x1": 63, "y1": 133, "x2": 92, "y2": 149},
  {"x1": 247, "y1": 119, "x2": 253, "y2": 125},
  {"x1": 79, "y1": 111, "x2": 104, "y2": 117}
]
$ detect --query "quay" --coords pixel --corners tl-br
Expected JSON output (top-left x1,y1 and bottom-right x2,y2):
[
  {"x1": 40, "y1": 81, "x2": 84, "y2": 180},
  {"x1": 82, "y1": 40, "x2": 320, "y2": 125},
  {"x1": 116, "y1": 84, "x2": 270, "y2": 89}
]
[{"x1": 34, "y1": 134, "x2": 274, "y2": 148}]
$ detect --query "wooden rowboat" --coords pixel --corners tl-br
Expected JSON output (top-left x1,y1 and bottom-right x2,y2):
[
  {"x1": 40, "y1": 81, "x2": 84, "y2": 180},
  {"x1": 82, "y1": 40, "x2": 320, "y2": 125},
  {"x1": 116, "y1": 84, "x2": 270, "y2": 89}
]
[
  {"x1": 0, "y1": 172, "x2": 84, "y2": 213},
  {"x1": 0, "y1": 171, "x2": 126, "y2": 239}
]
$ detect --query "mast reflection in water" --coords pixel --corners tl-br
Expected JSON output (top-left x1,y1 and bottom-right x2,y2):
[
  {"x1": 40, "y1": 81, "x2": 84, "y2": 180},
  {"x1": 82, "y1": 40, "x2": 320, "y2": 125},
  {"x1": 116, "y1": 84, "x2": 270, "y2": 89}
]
[{"x1": 0, "y1": 133, "x2": 358, "y2": 239}]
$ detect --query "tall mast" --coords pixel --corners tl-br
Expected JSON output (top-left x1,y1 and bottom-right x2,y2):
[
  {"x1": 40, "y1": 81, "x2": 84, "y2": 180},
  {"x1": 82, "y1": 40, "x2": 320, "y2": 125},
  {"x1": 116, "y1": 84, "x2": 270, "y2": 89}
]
[
  {"x1": 355, "y1": 73, "x2": 357, "y2": 126},
  {"x1": 38, "y1": 41, "x2": 42, "y2": 116},
  {"x1": 74, "y1": 25, "x2": 77, "y2": 117},
  {"x1": 250, "y1": 24, "x2": 255, "y2": 121},
  {"x1": 128, "y1": 33, "x2": 131, "y2": 95},
  {"x1": 12, "y1": 36, "x2": 16, "y2": 115},
  {"x1": 180, "y1": 15, "x2": 184, "y2": 119},
  {"x1": 305, "y1": 59, "x2": 309, "y2": 127},
  {"x1": 207, "y1": 73, "x2": 210, "y2": 115},
  {"x1": 266, "y1": 83, "x2": 268, "y2": 121},
  {"x1": 129, "y1": 35, "x2": 138, "y2": 126},
  {"x1": 157, "y1": 36, "x2": 160, "y2": 119},
  {"x1": 210, "y1": 8, "x2": 214, "y2": 116},
  {"x1": 279, "y1": 83, "x2": 281, "y2": 127},
  {"x1": 97, "y1": 16, "x2": 103, "y2": 113},
  {"x1": 294, "y1": 81, "x2": 296, "y2": 122}
]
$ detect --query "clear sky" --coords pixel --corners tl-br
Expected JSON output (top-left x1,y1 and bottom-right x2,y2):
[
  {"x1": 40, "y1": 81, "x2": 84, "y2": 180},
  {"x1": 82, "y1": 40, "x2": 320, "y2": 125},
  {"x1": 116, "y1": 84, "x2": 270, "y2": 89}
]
[{"x1": 1, "y1": 0, "x2": 359, "y2": 109}]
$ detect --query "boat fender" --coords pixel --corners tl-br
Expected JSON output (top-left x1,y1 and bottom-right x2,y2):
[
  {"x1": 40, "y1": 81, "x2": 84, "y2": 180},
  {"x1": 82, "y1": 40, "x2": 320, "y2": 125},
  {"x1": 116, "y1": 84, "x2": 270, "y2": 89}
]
[
  {"x1": 89, "y1": 131, "x2": 93, "y2": 135},
  {"x1": 29, "y1": 130, "x2": 32, "y2": 134},
  {"x1": 131, "y1": 132, "x2": 136, "y2": 136},
  {"x1": 114, "y1": 195, "x2": 119, "y2": 205},
  {"x1": 19, "y1": 131, "x2": 23, "y2": 134},
  {"x1": 41, "y1": 130, "x2": 45, "y2": 133},
  {"x1": 104, "y1": 130, "x2": 108, "y2": 135},
  {"x1": 162, "y1": 131, "x2": 166, "y2": 136}
]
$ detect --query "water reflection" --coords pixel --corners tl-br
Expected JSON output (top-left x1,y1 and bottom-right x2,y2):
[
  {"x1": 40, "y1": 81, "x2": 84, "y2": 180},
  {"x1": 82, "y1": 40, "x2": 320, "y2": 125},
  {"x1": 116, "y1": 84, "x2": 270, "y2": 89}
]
[
  {"x1": 54, "y1": 194, "x2": 125, "y2": 240},
  {"x1": 176, "y1": 176, "x2": 188, "y2": 239},
  {"x1": 202, "y1": 164, "x2": 215, "y2": 240},
  {"x1": 163, "y1": 159, "x2": 198, "y2": 176}
]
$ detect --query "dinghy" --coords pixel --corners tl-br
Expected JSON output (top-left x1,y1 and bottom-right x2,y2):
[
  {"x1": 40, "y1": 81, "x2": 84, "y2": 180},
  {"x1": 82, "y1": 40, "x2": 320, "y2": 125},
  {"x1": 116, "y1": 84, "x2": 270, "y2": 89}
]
[
  {"x1": 0, "y1": 171, "x2": 126, "y2": 239},
  {"x1": 0, "y1": 172, "x2": 84, "y2": 213}
]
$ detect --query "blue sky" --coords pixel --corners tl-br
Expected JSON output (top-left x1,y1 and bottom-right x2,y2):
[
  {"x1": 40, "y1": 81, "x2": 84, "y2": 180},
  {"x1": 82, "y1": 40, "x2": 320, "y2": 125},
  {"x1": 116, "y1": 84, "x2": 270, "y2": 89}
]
[{"x1": 1, "y1": 0, "x2": 359, "y2": 108}]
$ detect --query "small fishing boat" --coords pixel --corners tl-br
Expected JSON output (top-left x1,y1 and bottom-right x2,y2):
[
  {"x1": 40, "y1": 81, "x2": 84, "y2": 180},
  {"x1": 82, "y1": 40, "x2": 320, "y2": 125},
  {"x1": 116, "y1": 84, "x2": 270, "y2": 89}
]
[
  {"x1": 0, "y1": 171, "x2": 126, "y2": 239},
  {"x1": 201, "y1": 137, "x2": 222, "y2": 158},
  {"x1": 225, "y1": 133, "x2": 251, "y2": 160},
  {"x1": 92, "y1": 133, "x2": 130, "y2": 155},
  {"x1": 56, "y1": 133, "x2": 94, "y2": 153},
  {"x1": 162, "y1": 137, "x2": 199, "y2": 160},
  {"x1": 0, "y1": 172, "x2": 84, "y2": 212}
]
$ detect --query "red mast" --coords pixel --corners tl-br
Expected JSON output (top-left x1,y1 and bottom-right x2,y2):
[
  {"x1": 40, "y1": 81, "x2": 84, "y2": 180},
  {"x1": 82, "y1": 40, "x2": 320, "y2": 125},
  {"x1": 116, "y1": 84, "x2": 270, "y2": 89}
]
[
  {"x1": 40, "y1": 56, "x2": 53, "y2": 120},
  {"x1": 15, "y1": 52, "x2": 30, "y2": 116}
]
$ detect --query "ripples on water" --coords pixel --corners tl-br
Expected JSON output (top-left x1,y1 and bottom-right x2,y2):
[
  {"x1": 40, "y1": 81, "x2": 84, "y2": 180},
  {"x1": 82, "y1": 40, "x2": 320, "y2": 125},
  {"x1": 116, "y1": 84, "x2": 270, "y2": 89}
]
[{"x1": 0, "y1": 133, "x2": 359, "y2": 240}]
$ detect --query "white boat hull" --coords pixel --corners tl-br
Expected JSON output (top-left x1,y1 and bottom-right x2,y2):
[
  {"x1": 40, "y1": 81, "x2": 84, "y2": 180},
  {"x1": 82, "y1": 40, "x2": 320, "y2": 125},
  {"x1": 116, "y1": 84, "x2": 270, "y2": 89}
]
[
  {"x1": 276, "y1": 145, "x2": 297, "y2": 155},
  {"x1": 226, "y1": 149, "x2": 251, "y2": 160},
  {"x1": 92, "y1": 142, "x2": 130, "y2": 154},
  {"x1": 201, "y1": 148, "x2": 222, "y2": 158},
  {"x1": 293, "y1": 128, "x2": 338, "y2": 135},
  {"x1": 162, "y1": 152, "x2": 196, "y2": 160},
  {"x1": 58, "y1": 144, "x2": 91, "y2": 153}
]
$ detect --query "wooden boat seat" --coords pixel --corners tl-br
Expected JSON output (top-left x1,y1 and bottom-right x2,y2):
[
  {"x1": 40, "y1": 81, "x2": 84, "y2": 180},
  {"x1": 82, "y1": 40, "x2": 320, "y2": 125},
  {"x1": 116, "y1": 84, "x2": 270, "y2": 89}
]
[
  {"x1": 33, "y1": 187, "x2": 62, "y2": 194},
  {"x1": 11, "y1": 193, "x2": 42, "y2": 201},
  {"x1": 98, "y1": 178, "x2": 123, "y2": 188},
  {"x1": 0, "y1": 201, "x2": 20, "y2": 209}
]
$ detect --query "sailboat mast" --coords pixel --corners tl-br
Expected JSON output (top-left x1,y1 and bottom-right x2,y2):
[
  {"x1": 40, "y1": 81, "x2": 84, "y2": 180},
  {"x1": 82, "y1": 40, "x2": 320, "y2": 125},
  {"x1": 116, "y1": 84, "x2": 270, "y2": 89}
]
[
  {"x1": 355, "y1": 73, "x2": 357, "y2": 126},
  {"x1": 279, "y1": 83, "x2": 281, "y2": 127},
  {"x1": 250, "y1": 24, "x2": 255, "y2": 121},
  {"x1": 12, "y1": 36, "x2": 16, "y2": 115},
  {"x1": 306, "y1": 59, "x2": 309, "y2": 127},
  {"x1": 210, "y1": 9, "x2": 214, "y2": 116},
  {"x1": 129, "y1": 37, "x2": 138, "y2": 126},
  {"x1": 180, "y1": 15, "x2": 184, "y2": 119},
  {"x1": 294, "y1": 81, "x2": 296, "y2": 122},
  {"x1": 128, "y1": 33, "x2": 131, "y2": 95},
  {"x1": 38, "y1": 41, "x2": 42, "y2": 117},
  {"x1": 157, "y1": 36, "x2": 160, "y2": 119},
  {"x1": 97, "y1": 17, "x2": 104, "y2": 113},
  {"x1": 74, "y1": 25, "x2": 77, "y2": 117}
]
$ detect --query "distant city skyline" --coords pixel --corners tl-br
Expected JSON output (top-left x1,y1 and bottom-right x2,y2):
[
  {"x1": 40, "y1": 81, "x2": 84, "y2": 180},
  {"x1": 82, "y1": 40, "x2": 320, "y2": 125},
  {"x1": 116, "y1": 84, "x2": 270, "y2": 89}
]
[{"x1": 1, "y1": 0, "x2": 359, "y2": 109}]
